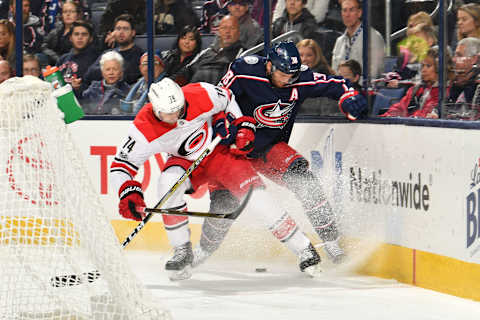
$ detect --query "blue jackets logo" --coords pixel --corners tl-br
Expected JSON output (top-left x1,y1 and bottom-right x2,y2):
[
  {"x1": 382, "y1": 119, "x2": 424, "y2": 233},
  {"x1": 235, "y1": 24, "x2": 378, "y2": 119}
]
[
  {"x1": 253, "y1": 99, "x2": 295, "y2": 129},
  {"x1": 466, "y1": 159, "x2": 480, "y2": 252}
]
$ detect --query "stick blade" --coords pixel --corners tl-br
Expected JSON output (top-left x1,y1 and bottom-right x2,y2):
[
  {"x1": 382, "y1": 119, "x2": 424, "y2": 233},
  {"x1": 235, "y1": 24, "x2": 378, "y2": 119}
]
[{"x1": 50, "y1": 270, "x2": 101, "y2": 287}]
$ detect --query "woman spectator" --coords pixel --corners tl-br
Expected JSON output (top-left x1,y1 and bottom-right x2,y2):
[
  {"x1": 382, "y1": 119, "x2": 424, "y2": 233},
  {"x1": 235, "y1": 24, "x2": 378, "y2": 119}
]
[
  {"x1": 457, "y1": 3, "x2": 480, "y2": 42},
  {"x1": 380, "y1": 46, "x2": 454, "y2": 119},
  {"x1": 296, "y1": 38, "x2": 339, "y2": 116},
  {"x1": 296, "y1": 38, "x2": 334, "y2": 75},
  {"x1": 81, "y1": 51, "x2": 130, "y2": 115},
  {"x1": 0, "y1": 19, "x2": 15, "y2": 67},
  {"x1": 41, "y1": 0, "x2": 81, "y2": 65},
  {"x1": 161, "y1": 25, "x2": 202, "y2": 86},
  {"x1": 406, "y1": 11, "x2": 434, "y2": 37}
]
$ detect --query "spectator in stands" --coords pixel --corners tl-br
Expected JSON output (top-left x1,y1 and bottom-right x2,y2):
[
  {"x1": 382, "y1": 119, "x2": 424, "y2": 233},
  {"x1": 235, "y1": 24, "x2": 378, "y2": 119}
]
[
  {"x1": 380, "y1": 46, "x2": 453, "y2": 119},
  {"x1": 272, "y1": 0, "x2": 320, "y2": 44},
  {"x1": 22, "y1": 53, "x2": 41, "y2": 77},
  {"x1": 162, "y1": 25, "x2": 202, "y2": 86},
  {"x1": 85, "y1": 14, "x2": 144, "y2": 85},
  {"x1": 338, "y1": 59, "x2": 362, "y2": 92},
  {"x1": 9, "y1": 0, "x2": 44, "y2": 55},
  {"x1": 56, "y1": 20, "x2": 98, "y2": 96},
  {"x1": 181, "y1": 15, "x2": 244, "y2": 84},
  {"x1": 0, "y1": 59, "x2": 12, "y2": 83},
  {"x1": 389, "y1": 23, "x2": 438, "y2": 87},
  {"x1": 331, "y1": 0, "x2": 385, "y2": 78},
  {"x1": 0, "y1": 19, "x2": 15, "y2": 67},
  {"x1": 200, "y1": 0, "x2": 228, "y2": 33},
  {"x1": 296, "y1": 38, "x2": 339, "y2": 116},
  {"x1": 41, "y1": 0, "x2": 80, "y2": 65},
  {"x1": 448, "y1": 37, "x2": 480, "y2": 105},
  {"x1": 99, "y1": 0, "x2": 145, "y2": 36},
  {"x1": 406, "y1": 11, "x2": 434, "y2": 37},
  {"x1": 122, "y1": 53, "x2": 166, "y2": 114},
  {"x1": 456, "y1": 3, "x2": 480, "y2": 42},
  {"x1": 226, "y1": 0, "x2": 261, "y2": 49},
  {"x1": 82, "y1": 50, "x2": 130, "y2": 115},
  {"x1": 273, "y1": 0, "x2": 328, "y2": 25},
  {"x1": 296, "y1": 38, "x2": 334, "y2": 75},
  {"x1": 155, "y1": 0, "x2": 199, "y2": 34}
]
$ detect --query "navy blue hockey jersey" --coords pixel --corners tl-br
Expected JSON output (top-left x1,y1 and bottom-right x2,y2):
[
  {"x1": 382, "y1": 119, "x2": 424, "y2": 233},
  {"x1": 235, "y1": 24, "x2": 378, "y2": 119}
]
[{"x1": 219, "y1": 55, "x2": 353, "y2": 157}]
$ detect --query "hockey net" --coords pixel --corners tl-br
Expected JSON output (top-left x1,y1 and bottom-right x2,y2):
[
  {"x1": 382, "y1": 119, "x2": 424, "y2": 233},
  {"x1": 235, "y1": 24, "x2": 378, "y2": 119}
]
[{"x1": 0, "y1": 76, "x2": 171, "y2": 319}]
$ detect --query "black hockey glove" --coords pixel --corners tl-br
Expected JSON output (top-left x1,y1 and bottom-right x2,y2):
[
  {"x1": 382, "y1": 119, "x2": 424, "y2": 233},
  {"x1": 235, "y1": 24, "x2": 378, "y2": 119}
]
[{"x1": 213, "y1": 112, "x2": 237, "y2": 145}]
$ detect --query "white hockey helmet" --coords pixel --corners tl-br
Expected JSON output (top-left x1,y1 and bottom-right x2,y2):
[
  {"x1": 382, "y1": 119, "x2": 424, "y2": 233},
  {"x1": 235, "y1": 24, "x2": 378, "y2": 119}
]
[{"x1": 148, "y1": 78, "x2": 185, "y2": 117}]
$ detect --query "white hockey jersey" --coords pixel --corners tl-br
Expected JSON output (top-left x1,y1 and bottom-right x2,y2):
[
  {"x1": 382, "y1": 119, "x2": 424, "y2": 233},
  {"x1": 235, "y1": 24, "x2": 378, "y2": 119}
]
[{"x1": 109, "y1": 82, "x2": 243, "y2": 194}]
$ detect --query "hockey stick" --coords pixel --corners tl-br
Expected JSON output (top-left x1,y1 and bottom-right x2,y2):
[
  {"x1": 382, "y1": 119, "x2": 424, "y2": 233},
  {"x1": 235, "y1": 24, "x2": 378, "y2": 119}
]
[
  {"x1": 48, "y1": 188, "x2": 253, "y2": 287},
  {"x1": 139, "y1": 185, "x2": 253, "y2": 220},
  {"x1": 51, "y1": 135, "x2": 223, "y2": 288}
]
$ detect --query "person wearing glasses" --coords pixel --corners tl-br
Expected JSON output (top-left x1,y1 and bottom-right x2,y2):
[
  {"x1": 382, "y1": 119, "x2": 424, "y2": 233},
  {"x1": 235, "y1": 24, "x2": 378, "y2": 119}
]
[
  {"x1": 122, "y1": 53, "x2": 166, "y2": 114},
  {"x1": 85, "y1": 13, "x2": 144, "y2": 86},
  {"x1": 41, "y1": 0, "x2": 81, "y2": 65},
  {"x1": 22, "y1": 53, "x2": 41, "y2": 78}
]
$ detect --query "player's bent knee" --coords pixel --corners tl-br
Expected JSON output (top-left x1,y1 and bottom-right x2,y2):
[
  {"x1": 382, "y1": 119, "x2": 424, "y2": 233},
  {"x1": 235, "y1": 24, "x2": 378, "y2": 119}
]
[
  {"x1": 283, "y1": 157, "x2": 310, "y2": 180},
  {"x1": 210, "y1": 189, "x2": 240, "y2": 212}
]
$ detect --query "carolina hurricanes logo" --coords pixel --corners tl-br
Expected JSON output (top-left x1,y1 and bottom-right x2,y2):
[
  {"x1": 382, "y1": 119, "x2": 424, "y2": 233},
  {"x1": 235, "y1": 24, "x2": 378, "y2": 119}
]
[
  {"x1": 178, "y1": 122, "x2": 208, "y2": 156},
  {"x1": 254, "y1": 100, "x2": 296, "y2": 129}
]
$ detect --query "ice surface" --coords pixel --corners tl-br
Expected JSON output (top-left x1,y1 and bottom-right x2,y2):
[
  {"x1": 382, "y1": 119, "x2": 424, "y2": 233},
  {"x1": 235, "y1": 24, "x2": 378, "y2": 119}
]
[{"x1": 127, "y1": 251, "x2": 480, "y2": 320}]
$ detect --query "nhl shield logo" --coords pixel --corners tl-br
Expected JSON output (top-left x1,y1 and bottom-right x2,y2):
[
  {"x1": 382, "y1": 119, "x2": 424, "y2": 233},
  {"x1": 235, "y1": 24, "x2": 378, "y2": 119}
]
[{"x1": 254, "y1": 99, "x2": 296, "y2": 129}]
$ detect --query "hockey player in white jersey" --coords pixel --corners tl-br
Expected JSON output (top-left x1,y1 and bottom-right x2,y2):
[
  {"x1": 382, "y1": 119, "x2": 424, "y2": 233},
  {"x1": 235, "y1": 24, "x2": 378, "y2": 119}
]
[{"x1": 110, "y1": 78, "x2": 322, "y2": 280}]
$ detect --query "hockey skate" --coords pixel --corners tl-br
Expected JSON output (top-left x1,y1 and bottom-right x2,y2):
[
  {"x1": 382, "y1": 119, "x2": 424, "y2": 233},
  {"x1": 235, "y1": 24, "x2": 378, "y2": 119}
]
[
  {"x1": 191, "y1": 245, "x2": 214, "y2": 268},
  {"x1": 299, "y1": 244, "x2": 322, "y2": 277},
  {"x1": 165, "y1": 242, "x2": 193, "y2": 281},
  {"x1": 322, "y1": 239, "x2": 346, "y2": 264}
]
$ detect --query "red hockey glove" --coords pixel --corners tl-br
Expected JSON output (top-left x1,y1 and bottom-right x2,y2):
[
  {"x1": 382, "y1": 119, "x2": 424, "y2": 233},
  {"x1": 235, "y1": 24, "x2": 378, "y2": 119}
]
[
  {"x1": 230, "y1": 116, "x2": 256, "y2": 156},
  {"x1": 338, "y1": 90, "x2": 367, "y2": 121},
  {"x1": 212, "y1": 112, "x2": 237, "y2": 145},
  {"x1": 118, "y1": 180, "x2": 145, "y2": 221}
]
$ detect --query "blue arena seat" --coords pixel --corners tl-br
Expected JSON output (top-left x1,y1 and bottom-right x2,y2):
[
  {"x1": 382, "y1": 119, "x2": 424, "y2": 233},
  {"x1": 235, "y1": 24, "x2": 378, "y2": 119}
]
[
  {"x1": 372, "y1": 87, "x2": 406, "y2": 115},
  {"x1": 383, "y1": 56, "x2": 398, "y2": 73}
]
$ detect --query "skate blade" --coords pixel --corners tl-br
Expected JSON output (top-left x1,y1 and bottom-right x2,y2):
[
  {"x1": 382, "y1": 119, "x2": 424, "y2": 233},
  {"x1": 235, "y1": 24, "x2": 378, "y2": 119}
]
[
  {"x1": 168, "y1": 265, "x2": 192, "y2": 281},
  {"x1": 303, "y1": 264, "x2": 323, "y2": 278},
  {"x1": 330, "y1": 253, "x2": 347, "y2": 264}
]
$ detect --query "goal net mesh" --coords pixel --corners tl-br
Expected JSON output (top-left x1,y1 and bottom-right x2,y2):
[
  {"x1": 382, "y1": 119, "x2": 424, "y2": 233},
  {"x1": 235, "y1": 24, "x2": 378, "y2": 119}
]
[{"x1": 0, "y1": 76, "x2": 171, "y2": 319}]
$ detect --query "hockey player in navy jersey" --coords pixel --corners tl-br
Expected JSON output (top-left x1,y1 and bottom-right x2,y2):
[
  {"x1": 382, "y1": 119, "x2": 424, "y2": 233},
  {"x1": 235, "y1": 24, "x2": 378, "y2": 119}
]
[{"x1": 192, "y1": 41, "x2": 367, "y2": 267}]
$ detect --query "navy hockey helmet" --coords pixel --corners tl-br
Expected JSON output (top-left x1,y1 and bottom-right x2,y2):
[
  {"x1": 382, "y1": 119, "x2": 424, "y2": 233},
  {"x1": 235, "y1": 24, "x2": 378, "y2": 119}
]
[{"x1": 267, "y1": 41, "x2": 302, "y2": 83}]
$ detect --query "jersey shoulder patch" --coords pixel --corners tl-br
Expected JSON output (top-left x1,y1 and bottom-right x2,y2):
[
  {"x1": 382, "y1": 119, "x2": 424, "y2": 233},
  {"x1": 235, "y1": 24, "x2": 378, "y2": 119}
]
[
  {"x1": 133, "y1": 104, "x2": 175, "y2": 143},
  {"x1": 243, "y1": 55, "x2": 259, "y2": 64},
  {"x1": 182, "y1": 83, "x2": 216, "y2": 120}
]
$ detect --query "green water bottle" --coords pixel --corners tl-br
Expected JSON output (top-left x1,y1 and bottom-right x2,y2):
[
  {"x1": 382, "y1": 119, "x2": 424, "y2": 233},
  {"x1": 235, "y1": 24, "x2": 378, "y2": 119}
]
[{"x1": 43, "y1": 65, "x2": 84, "y2": 124}]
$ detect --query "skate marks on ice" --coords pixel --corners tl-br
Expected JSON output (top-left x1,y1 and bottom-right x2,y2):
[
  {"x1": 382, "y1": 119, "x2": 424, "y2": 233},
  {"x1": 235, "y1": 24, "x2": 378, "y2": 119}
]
[{"x1": 126, "y1": 252, "x2": 480, "y2": 320}]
